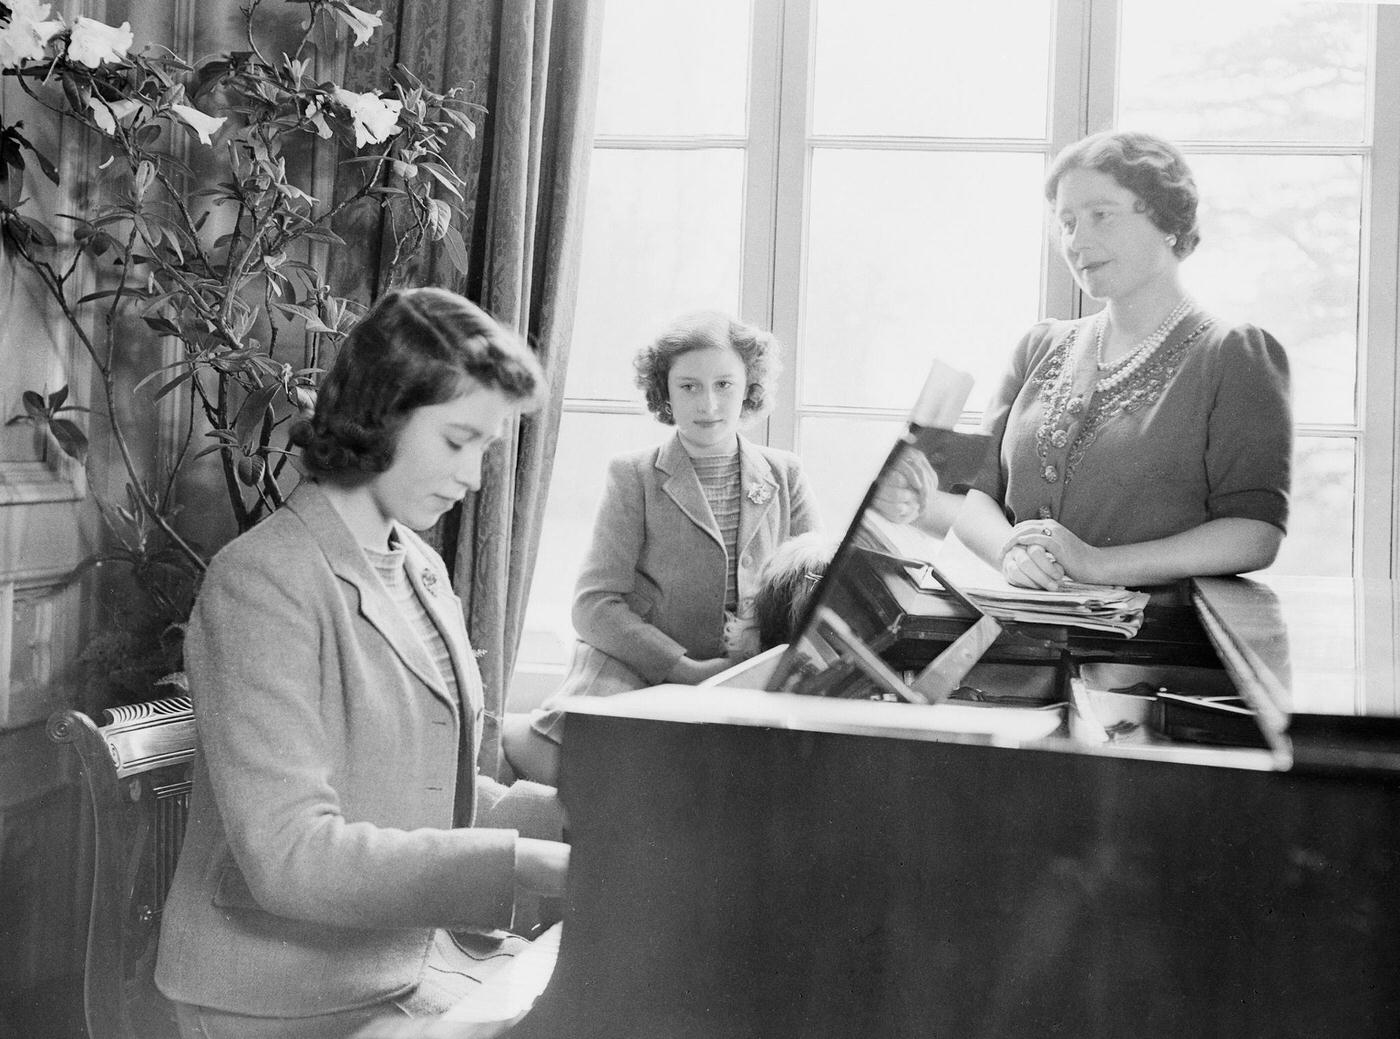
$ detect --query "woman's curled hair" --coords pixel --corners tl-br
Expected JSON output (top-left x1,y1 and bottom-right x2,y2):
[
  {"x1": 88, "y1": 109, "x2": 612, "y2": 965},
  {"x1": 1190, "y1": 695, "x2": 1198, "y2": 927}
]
[
  {"x1": 291, "y1": 288, "x2": 546, "y2": 481},
  {"x1": 1044, "y1": 130, "x2": 1201, "y2": 258}
]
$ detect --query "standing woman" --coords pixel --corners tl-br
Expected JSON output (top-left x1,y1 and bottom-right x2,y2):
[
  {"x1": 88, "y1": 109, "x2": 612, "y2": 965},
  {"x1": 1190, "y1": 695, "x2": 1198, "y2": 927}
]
[
  {"x1": 155, "y1": 289, "x2": 569, "y2": 1038},
  {"x1": 506, "y1": 312, "x2": 819, "y2": 783},
  {"x1": 954, "y1": 130, "x2": 1292, "y2": 591}
]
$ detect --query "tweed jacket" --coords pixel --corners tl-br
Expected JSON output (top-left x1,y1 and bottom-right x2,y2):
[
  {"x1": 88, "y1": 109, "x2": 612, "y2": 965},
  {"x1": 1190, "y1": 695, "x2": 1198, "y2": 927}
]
[
  {"x1": 155, "y1": 482, "x2": 562, "y2": 1018},
  {"x1": 549, "y1": 433, "x2": 817, "y2": 703}
]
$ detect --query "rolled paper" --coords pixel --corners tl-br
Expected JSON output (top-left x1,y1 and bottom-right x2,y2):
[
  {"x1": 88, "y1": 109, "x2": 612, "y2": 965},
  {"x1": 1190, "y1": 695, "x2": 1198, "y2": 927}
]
[{"x1": 909, "y1": 359, "x2": 974, "y2": 429}]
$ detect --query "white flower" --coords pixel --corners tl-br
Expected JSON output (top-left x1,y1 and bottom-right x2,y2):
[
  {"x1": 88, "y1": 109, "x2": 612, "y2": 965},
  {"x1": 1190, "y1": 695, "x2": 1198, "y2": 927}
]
[
  {"x1": 331, "y1": 5, "x2": 382, "y2": 47},
  {"x1": 86, "y1": 96, "x2": 142, "y2": 135},
  {"x1": 0, "y1": 0, "x2": 64, "y2": 69},
  {"x1": 332, "y1": 88, "x2": 403, "y2": 148},
  {"x1": 303, "y1": 99, "x2": 332, "y2": 140},
  {"x1": 170, "y1": 103, "x2": 226, "y2": 145},
  {"x1": 66, "y1": 17, "x2": 133, "y2": 68}
]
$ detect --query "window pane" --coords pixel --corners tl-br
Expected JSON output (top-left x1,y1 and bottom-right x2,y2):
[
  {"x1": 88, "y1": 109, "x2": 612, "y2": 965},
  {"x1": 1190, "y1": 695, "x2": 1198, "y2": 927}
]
[
  {"x1": 519, "y1": 411, "x2": 671, "y2": 668},
  {"x1": 1181, "y1": 153, "x2": 1360, "y2": 426},
  {"x1": 594, "y1": 0, "x2": 751, "y2": 136},
  {"x1": 1270, "y1": 436, "x2": 1354, "y2": 578},
  {"x1": 812, "y1": 0, "x2": 1051, "y2": 138},
  {"x1": 802, "y1": 149, "x2": 1045, "y2": 413},
  {"x1": 798, "y1": 415, "x2": 909, "y2": 533},
  {"x1": 567, "y1": 149, "x2": 745, "y2": 401},
  {"x1": 1118, "y1": 0, "x2": 1368, "y2": 143}
]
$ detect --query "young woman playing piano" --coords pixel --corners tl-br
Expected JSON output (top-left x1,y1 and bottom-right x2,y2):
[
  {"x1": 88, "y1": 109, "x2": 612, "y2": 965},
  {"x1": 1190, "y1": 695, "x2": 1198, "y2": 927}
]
[{"x1": 155, "y1": 289, "x2": 569, "y2": 1038}]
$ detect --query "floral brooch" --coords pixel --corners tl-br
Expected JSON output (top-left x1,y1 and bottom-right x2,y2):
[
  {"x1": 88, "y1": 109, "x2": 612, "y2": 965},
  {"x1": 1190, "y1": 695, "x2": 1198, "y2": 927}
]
[{"x1": 746, "y1": 481, "x2": 773, "y2": 505}]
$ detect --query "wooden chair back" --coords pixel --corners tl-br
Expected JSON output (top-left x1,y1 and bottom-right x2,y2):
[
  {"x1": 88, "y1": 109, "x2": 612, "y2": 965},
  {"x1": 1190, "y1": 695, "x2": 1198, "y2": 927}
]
[{"x1": 48, "y1": 696, "x2": 195, "y2": 1039}]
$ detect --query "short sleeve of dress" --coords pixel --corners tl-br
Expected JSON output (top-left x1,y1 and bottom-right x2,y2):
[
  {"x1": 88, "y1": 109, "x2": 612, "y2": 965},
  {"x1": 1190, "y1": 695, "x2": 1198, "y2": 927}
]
[
  {"x1": 1205, "y1": 324, "x2": 1292, "y2": 531},
  {"x1": 968, "y1": 321, "x2": 1060, "y2": 503}
]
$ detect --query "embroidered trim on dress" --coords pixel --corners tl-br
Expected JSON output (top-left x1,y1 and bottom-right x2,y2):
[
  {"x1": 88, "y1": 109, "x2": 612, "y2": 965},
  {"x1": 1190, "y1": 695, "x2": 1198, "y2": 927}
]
[{"x1": 1033, "y1": 317, "x2": 1214, "y2": 487}]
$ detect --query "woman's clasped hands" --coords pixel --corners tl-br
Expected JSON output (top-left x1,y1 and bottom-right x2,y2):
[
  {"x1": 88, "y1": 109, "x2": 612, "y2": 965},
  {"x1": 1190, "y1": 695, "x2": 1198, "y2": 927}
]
[{"x1": 999, "y1": 519, "x2": 1095, "y2": 590}]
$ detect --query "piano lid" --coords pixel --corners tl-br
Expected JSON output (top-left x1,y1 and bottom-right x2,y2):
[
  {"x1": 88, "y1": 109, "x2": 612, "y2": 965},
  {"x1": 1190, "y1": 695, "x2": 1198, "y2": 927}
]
[
  {"x1": 1193, "y1": 574, "x2": 1400, "y2": 774},
  {"x1": 1193, "y1": 574, "x2": 1400, "y2": 719}
]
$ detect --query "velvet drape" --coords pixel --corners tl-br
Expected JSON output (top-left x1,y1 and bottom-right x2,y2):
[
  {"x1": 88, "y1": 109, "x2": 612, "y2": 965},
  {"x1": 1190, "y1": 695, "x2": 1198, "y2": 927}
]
[{"x1": 334, "y1": 0, "x2": 603, "y2": 777}]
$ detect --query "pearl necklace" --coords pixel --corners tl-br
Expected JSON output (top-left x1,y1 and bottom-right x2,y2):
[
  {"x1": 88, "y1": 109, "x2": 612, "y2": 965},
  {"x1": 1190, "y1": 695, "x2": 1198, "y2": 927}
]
[{"x1": 1094, "y1": 298, "x2": 1193, "y2": 393}]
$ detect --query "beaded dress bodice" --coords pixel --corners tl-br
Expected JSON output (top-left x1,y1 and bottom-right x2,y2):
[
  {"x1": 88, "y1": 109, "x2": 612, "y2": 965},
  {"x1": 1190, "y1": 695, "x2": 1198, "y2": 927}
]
[{"x1": 1028, "y1": 313, "x2": 1214, "y2": 494}]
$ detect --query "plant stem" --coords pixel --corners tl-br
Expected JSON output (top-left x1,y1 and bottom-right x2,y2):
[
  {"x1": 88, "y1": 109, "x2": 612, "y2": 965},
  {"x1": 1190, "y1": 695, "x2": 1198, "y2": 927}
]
[
  {"x1": 214, "y1": 372, "x2": 251, "y2": 531},
  {"x1": 5, "y1": 237, "x2": 207, "y2": 574}
]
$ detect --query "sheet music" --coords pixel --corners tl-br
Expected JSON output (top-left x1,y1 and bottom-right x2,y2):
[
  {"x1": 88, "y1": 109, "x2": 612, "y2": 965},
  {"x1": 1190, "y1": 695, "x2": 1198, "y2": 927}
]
[{"x1": 892, "y1": 526, "x2": 1151, "y2": 637}]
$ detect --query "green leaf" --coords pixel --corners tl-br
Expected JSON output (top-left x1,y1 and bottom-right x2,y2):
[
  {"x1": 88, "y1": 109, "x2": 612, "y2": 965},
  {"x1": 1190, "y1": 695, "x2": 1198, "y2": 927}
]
[
  {"x1": 21, "y1": 390, "x2": 45, "y2": 418},
  {"x1": 13, "y1": 215, "x2": 56, "y2": 248},
  {"x1": 299, "y1": 225, "x2": 346, "y2": 247},
  {"x1": 143, "y1": 315, "x2": 181, "y2": 337},
  {"x1": 438, "y1": 108, "x2": 478, "y2": 138},
  {"x1": 416, "y1": 162, "x2": 464, "y2": 199},
  {"x1": 49, "y1": 419, "x2": 89, "y2": 464},
  {"x1": 235, "y1": 452, "x2": 266, "y2": 487},
  {"x1": 132, "y1": 356, "x2": 197, "y2": 397},
  {"x1": 272, "y1": 302, "x2": 320, "y2": 324},
  {"x1": 48, "y1": 385, "x2": 69, "y2": 411},
  {"x1": 152, "y1": 371, "x2": 196, "y2": 403},
  {"x1": 60, "y1": 72, "x2": 90, "y2": 115},
  {"x1": 77, "y1": 288, "x2": 124, "y2": 305},
  {"x1": 442, "y1": 225, "x2": 469, "y2": 277},
  {"x1": 233, "y1": 382, "x2": 280, "y2": 450},
  {"x1": 4, "y1": 126, "x2": 63, "y2": 186}
]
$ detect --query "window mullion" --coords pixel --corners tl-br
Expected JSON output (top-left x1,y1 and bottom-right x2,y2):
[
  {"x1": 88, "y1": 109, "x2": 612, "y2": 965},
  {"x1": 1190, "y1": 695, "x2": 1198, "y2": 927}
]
[
  {"x1": 1045, "y1": 0, "x2": 1095, "y2": 322},
  {"x1": 1363, "y1": 6, "x2": 1400, "y2": 582},
  {"x1": 743, "y1": 0, "x2": 785, "y2": 447},
  {"x1": 768, "y1": 0, "x2": 814, "y2": 453}
]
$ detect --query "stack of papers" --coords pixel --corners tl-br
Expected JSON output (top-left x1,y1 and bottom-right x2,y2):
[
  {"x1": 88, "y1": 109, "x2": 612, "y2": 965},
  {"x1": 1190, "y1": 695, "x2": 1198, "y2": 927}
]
[
  {"x1": 904, "y1": 564, "x2": 1151, "y2": 636},
  {"x1": 853, "y1": 512, "x2": 1152, "y2": 637}
]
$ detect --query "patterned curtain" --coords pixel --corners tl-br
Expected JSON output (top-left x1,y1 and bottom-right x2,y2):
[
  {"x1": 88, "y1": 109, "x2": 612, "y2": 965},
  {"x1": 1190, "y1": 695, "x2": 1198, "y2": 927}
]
[{"x1": 334, "y1": 0, "x2": 604, "y2": 777}]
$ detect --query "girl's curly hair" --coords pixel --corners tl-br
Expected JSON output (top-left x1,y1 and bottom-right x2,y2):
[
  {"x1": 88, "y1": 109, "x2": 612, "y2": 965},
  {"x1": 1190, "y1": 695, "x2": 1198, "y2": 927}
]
[{"x1": 633, "y1": 311, "x2": 782, "y2": 424}]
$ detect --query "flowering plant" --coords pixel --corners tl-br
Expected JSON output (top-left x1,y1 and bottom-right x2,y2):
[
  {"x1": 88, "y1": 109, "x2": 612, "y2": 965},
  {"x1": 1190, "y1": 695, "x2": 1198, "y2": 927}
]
[{"x1": 0, "y1": 0, "x2": 481, "y2": 701}]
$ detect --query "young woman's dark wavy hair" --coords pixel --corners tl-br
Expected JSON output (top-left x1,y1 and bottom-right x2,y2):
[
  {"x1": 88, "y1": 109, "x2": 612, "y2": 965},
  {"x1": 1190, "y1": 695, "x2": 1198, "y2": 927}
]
[
  {"x1": 290, "y1": 288, "x2": 545, "y2": 483},
  {"x1": 1044, "y1": 130, "x2": 1202, "y2": 258},
  {"x1": 633, "y1": 311, "x2": 781, "y2": 424}
]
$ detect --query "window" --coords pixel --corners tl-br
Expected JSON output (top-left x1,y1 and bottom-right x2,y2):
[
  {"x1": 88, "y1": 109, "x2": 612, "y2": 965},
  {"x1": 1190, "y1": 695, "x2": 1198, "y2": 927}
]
[{"x1": 515, "y1": 0, "x2": 1400, "y2": 690}]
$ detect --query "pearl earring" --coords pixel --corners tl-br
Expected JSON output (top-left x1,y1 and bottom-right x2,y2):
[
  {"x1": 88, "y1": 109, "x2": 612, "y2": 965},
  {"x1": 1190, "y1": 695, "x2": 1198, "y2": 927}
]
[{"x1": 1165, "y1": 234, "x2": 1177, "y2": 247}]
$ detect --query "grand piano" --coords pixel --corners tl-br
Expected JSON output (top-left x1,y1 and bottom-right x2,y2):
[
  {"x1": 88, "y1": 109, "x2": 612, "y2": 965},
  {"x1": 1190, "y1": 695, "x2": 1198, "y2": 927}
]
[{"x1": 503, "y1": 425, "x2": 1400, "y2": 1039}]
